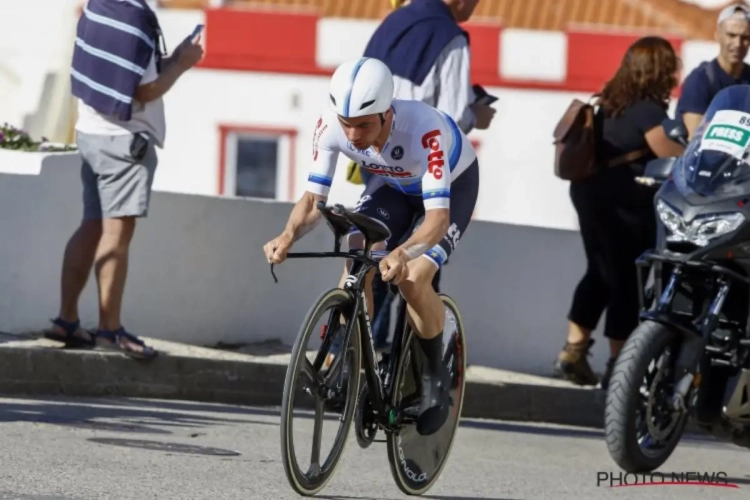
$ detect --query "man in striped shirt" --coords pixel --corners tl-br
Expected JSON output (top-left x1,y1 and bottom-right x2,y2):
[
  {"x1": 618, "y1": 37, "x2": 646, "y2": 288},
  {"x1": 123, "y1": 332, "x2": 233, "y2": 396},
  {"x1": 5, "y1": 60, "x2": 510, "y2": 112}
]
[{"x1": 44, "y1": 0, "x2": 203, "y2": 359}]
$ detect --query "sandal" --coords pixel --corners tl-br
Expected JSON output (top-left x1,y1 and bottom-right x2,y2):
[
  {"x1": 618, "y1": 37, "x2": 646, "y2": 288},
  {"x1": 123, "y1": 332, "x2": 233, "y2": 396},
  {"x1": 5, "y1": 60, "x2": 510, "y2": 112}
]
[
  {"x1": 94, "y1": 327, "x2": 158, "y2": 361},
  {"x1": 44, "y1": 317, "x2": 95, "y2": 349}
]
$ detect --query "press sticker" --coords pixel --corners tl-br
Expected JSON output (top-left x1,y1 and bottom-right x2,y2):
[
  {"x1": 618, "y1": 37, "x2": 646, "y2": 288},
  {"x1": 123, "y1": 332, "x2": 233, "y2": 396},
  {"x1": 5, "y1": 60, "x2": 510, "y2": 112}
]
[{"x1": 699, "y1": 109, "x2": 750, "y2": 159}]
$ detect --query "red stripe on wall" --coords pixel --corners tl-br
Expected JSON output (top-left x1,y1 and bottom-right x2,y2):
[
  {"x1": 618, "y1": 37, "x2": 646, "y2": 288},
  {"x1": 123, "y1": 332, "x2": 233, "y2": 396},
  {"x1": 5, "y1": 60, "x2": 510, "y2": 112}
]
[
  {"x1": 196, "y1": 11, "x2": 688, "y2": 95},
  {"x1": 463, "y1": 22, "x2": 502, "y2": 86},
  {"x1": 199, "y1": 8, "x2": 324, "y2": 75}
]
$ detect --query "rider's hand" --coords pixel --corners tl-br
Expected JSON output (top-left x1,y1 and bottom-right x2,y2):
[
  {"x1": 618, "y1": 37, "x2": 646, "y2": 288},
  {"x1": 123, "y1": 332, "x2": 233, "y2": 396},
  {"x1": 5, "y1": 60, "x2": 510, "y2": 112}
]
[
  {"x1": 379, "y1": 249, "x2": 410, "y2": 284},
  {"x1": 264, "y1": 233, "x2": 293, "y2": 264}
]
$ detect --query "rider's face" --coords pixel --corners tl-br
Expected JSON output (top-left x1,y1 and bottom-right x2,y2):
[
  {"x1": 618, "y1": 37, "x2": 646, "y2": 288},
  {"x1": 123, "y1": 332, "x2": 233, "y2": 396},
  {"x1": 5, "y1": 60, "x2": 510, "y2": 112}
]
[{"x1": 337, "y1": 114, "x2": 382, "y2": 150}]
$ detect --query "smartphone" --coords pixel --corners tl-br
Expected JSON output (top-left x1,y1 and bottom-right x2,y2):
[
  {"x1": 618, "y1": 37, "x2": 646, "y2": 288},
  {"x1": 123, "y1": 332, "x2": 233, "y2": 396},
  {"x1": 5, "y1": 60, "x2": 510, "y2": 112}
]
[
  {"x1": 476, "y1": 94, "x2": 498, "y2": 105},
  {"x1": 191, "y1": 24, "x2": 204, "y2": 38},
  {"x1": 472, "y1": 84, "x2": 497, "y2": 105}
]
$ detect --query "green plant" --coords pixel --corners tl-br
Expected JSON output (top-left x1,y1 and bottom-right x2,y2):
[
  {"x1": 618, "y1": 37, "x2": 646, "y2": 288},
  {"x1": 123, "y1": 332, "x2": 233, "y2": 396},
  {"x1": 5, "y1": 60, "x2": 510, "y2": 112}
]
[{"x1": 0, "y1": 123, "x2": 76, "y2": 152}]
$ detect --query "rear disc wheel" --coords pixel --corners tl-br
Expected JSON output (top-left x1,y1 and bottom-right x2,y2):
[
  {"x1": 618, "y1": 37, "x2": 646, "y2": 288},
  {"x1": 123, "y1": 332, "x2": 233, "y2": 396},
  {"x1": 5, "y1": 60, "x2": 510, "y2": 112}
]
[{"x1": 386, "y1": 294, "x2": 467, "y2": 495}]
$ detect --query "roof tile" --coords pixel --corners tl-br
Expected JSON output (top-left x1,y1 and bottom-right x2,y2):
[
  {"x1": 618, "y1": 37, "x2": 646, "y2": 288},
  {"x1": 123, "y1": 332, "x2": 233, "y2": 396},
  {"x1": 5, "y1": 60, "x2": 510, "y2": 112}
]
[{"x1": 157, "y1": 0, "x2": 749, "y2": 40}]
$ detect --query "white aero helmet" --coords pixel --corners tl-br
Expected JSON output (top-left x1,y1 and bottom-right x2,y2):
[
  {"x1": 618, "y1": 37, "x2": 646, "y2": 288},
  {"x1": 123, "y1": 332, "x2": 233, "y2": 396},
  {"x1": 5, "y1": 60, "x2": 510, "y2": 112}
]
[{"x1": 328, "y1": 57, "x2": 394, "y2": 118}]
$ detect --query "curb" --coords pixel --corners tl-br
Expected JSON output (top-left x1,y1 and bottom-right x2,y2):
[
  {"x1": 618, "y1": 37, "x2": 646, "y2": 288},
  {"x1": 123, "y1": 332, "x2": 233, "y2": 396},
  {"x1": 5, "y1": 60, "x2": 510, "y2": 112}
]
[{"x1": 0, "y1": 346, "x2": 606, "y2": 429}]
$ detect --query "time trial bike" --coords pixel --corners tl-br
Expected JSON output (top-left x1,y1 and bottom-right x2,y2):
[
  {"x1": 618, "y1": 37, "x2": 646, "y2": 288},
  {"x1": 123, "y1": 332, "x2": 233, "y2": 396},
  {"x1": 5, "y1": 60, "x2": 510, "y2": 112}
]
[{"x1": 271, "y1": 201, "x2": 467, "y2": 496}]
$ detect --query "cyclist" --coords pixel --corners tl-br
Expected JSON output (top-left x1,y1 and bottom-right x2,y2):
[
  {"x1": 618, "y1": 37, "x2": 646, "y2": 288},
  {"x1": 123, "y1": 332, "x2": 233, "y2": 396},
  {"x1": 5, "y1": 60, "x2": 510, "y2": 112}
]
[{"x1": 263, "y1": 57, "x2": 479, "y2": 436}]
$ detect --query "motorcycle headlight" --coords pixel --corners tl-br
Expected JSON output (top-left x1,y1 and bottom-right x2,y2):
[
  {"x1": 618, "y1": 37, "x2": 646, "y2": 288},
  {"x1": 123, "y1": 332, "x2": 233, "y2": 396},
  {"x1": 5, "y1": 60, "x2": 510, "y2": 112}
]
[{"x1": 656, "y1": 199, "x2": 745, "y2": 247}]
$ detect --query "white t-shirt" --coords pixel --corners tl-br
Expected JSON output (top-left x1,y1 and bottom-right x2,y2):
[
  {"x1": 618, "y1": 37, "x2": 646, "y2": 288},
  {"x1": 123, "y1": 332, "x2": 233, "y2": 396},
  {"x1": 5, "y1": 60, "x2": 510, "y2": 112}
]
[
  {"x1": 308, "y1": 99, "x2": 477, "y2": 210},
  {"x1": 75, "y1": 52, "x2": 166, "y2": 148}
]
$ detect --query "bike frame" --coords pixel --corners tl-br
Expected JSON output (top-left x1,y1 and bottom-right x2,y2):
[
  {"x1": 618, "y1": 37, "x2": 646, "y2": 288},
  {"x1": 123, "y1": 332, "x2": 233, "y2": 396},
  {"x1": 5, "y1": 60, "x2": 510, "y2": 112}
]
[{"x1": 270, "y1": 202, "x2": 416, "y2": 430}]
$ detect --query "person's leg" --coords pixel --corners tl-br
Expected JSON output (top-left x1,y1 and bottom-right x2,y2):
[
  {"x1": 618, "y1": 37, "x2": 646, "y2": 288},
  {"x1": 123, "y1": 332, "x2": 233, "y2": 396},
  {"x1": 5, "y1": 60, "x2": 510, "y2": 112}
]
[
  {"x1": 400, "y1": 159, "x2": 479, "y2": 436},
  {"x1": 555, "y1": 182, "x2": 609, "y2": 386},
  {"x1": 45, "y1": 140, "x2": 104, "y2": 346},
  {"x1": 431, "y1": 266, "x2": 441, "y2": 293},
  {"x1": 329, "y1": 181, "x2": 415, "y2": 365},
  {"x1": 599, "y1": 193, "x2": 658, "y2": 389},
  {"x1": 88, "y1": 132, "x2": 158, "y2": 359},
  {"x1": 370, "y1": 273, "x2": 392, "y2": 348}
]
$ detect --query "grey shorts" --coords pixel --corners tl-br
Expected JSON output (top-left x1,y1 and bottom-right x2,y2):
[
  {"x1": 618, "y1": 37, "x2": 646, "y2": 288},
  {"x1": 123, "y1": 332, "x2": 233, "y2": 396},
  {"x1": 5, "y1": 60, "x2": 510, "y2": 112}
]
[{"x1": 76, "y1": 131, "x2": 158, "y2": 219}]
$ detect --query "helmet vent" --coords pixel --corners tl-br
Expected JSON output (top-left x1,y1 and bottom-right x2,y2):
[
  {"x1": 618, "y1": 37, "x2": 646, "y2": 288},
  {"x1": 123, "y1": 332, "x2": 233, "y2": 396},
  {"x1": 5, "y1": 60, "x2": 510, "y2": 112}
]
[{"x1": 360, "y1": 100, "x2": 375, "y2": 110}]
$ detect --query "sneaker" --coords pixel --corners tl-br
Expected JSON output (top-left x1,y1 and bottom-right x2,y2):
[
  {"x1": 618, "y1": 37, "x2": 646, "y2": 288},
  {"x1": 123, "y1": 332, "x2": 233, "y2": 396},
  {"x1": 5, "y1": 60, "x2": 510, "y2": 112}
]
[
  {"x1": 416, "y1": 364, "x2": 451, "y2": 436},
  {"x1": 553, "y1": 339, "x2": 599, "y2": 386}
]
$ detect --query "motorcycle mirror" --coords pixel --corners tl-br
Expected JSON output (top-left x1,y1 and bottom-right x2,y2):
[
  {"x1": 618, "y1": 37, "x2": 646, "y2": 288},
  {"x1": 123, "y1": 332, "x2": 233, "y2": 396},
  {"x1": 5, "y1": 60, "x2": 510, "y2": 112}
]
[
  {"x1": 644, "y1": 157, "x2": 678, "y2": 181},
  {"x1": 662, "y1": 117, "x2": 689, "y2": 146}
]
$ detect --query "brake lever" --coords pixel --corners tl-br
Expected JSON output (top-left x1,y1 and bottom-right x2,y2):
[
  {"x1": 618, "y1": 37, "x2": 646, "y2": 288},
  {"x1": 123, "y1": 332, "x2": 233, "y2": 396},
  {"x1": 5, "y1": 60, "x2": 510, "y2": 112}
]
[{"x1": 270, "y1": 263, "x2": 278, "y2": 283}]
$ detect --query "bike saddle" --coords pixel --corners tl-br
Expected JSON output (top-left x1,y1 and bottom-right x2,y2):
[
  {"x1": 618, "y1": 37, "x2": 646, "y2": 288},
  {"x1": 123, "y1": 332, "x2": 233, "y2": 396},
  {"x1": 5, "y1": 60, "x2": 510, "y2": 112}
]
[{"x1": 333, "y1": 204, "x2": 391, "y2": 244}]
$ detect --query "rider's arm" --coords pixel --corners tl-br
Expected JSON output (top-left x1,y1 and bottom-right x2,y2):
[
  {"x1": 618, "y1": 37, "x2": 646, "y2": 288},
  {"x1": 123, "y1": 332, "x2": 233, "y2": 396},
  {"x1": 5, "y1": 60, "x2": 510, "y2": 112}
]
[
  {"x1": 282, "y1": 192, "x2": 326, "y2": 243},
  {"x1": 394, "y1": 125, "x2": 452, "y2": 262},
  {"x1": 282, "y1": 114, "x2": 339, "y2": 242}
]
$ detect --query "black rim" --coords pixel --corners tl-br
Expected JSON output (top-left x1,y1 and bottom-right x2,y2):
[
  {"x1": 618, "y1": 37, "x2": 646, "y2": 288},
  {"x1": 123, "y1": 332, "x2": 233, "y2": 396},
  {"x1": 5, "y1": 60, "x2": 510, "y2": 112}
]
[{"x1": 284, "y1": 298, "x2": 358, "y2": 493}]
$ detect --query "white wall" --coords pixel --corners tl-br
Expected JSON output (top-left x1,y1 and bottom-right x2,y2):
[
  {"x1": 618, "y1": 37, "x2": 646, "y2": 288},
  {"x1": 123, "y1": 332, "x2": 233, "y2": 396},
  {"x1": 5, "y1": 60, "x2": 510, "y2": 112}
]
[{"x1": 0, "y1": 151, "x2": 609, "y2": 376}]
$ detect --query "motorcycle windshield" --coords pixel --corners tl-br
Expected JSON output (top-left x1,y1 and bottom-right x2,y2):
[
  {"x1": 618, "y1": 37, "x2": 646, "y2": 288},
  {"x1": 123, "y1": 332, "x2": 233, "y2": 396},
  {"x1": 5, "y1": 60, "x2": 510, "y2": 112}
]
[{"x1": 674, "y1": 85, "x2": 750, "y2": 202}]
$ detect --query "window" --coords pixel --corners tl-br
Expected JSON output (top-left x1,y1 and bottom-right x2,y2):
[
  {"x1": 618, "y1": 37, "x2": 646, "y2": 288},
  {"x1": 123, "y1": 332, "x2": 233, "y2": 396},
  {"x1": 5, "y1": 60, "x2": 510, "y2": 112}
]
[{"x1": 220, "y1": 127, "x2": 296, "y2": 200}]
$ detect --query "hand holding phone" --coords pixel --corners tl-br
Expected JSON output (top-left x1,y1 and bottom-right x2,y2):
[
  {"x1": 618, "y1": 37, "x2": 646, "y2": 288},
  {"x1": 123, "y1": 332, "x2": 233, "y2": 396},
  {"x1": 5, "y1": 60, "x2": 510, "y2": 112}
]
[
  {"x1": 472, "y1": 84, "x2": 498, "y2": 106},
  {"x1": 176, "y1": 24, "x2": 205, "y2": 70},
  {"x1": 476, "y1": 94, "x2": 498, "y2": 106},
  {"x1": 191, "y1": 24, "x2": 204, "y2": 41}
]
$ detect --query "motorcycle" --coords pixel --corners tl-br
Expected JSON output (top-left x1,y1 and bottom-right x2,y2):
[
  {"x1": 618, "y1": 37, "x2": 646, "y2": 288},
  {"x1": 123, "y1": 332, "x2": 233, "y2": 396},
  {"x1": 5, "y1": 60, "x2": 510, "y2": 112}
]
[{"x1": 605, "y1": 85, "x2": 750, "y2": 473}]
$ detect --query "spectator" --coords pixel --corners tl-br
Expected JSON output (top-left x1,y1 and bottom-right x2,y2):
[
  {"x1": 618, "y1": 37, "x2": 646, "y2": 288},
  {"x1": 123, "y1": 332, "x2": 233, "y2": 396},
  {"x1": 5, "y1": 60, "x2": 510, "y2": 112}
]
[
  {"x1": 553, "y1": 36, "x2": 685, "y2": 390},
  {"x1": 43, "y1": 0, "x2": 203, "y2": 359},
  {"x1": 676, "y1": 3, "x2": 750, "y2": 139},
  {"x1": 346, "y1": 0, "x2": 495, "y2": 349}
]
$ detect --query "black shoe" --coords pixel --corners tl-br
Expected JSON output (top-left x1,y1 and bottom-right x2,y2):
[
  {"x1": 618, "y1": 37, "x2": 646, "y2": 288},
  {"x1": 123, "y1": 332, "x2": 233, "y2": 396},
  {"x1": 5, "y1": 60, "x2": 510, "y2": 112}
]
[{"x1": 416, "y1": 365, "x2": 451, "y2": 436}]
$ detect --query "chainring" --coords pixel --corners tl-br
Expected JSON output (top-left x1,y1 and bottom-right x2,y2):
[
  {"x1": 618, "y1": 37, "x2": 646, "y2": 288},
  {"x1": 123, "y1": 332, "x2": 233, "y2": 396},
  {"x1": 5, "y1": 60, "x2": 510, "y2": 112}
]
[{"x1": 355, "y1": 383, "x2": 378, "y2": 449}]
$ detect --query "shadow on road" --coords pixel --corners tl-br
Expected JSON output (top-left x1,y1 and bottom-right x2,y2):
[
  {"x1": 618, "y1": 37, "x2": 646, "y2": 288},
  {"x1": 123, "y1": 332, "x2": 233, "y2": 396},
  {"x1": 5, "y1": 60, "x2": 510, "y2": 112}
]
[
  {"x1": 0, "y1": 396, "x2": 277, "y2": 436},
  {"x1": 0, "y1": 395, "x2": 734, "y2": 450}
]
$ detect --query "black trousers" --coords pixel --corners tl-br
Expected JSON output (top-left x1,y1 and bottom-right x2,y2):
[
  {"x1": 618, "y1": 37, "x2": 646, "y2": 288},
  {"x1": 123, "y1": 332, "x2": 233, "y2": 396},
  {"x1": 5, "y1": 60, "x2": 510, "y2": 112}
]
[{"x1": 567, "y1": 166, "x2": 657, "y2": 341}]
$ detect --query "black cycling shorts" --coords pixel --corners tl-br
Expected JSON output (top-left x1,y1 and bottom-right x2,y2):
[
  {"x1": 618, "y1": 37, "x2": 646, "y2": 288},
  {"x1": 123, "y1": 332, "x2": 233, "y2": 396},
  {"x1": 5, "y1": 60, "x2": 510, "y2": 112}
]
[{"x1": 349, "y1": 159, "x2": 479, "y2": 268}]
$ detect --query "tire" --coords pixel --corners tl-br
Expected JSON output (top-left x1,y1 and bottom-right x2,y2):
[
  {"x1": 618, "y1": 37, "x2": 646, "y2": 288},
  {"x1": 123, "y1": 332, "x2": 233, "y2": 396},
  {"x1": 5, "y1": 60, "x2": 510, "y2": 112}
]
[
  {"x1": 386, "y1": 293, "x2": 467, "y2": 495},
  {"x1": 604, "y1": 320, "x2": 689, "y2": 473},
  {"x1": 280, "y1": 288, "x2": 362, "y2": 496}
]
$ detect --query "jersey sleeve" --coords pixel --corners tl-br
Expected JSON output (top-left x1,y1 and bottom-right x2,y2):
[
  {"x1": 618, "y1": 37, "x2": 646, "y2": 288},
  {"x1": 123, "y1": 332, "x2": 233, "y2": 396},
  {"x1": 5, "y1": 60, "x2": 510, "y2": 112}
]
[
  {"x1": 414, "y1": 118, "x2": 453, "y2": 210},
  {"x1": 306, "y1": 113, "x2": 339, "y2": 197}
]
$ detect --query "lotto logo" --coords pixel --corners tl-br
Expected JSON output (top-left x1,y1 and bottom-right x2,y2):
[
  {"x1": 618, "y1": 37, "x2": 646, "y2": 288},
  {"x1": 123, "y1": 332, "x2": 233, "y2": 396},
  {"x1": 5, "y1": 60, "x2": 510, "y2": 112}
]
[{"x1": 421, "y1": 129, "x2": 445, "y2": 180}]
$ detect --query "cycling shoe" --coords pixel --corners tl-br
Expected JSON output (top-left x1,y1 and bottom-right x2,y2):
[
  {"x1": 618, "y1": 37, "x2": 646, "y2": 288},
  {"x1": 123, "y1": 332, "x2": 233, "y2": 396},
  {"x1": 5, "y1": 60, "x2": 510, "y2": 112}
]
[{"x1": 416, "y1": 364, "x2": 451, "y2": 436}]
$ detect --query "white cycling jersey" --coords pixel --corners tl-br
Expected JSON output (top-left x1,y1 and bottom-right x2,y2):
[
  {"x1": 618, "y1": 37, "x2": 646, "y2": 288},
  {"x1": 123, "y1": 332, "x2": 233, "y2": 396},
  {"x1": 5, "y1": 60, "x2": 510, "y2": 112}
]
[{"x1": 307, "y1": 99, "x2": 477, "y2": 210}]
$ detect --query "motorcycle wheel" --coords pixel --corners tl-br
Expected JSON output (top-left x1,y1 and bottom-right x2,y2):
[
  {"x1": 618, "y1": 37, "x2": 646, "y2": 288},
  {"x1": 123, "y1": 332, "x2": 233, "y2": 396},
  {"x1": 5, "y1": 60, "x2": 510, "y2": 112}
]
[{"x1": 604, "y1": 320, "x2": 690, "y2": 473}]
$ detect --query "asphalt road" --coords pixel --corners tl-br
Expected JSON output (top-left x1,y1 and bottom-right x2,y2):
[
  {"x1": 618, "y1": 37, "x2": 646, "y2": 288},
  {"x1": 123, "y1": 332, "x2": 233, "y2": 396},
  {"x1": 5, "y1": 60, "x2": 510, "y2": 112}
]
[{"x1": 0, "y1": 396, "x2": 746, "y2": 500}]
